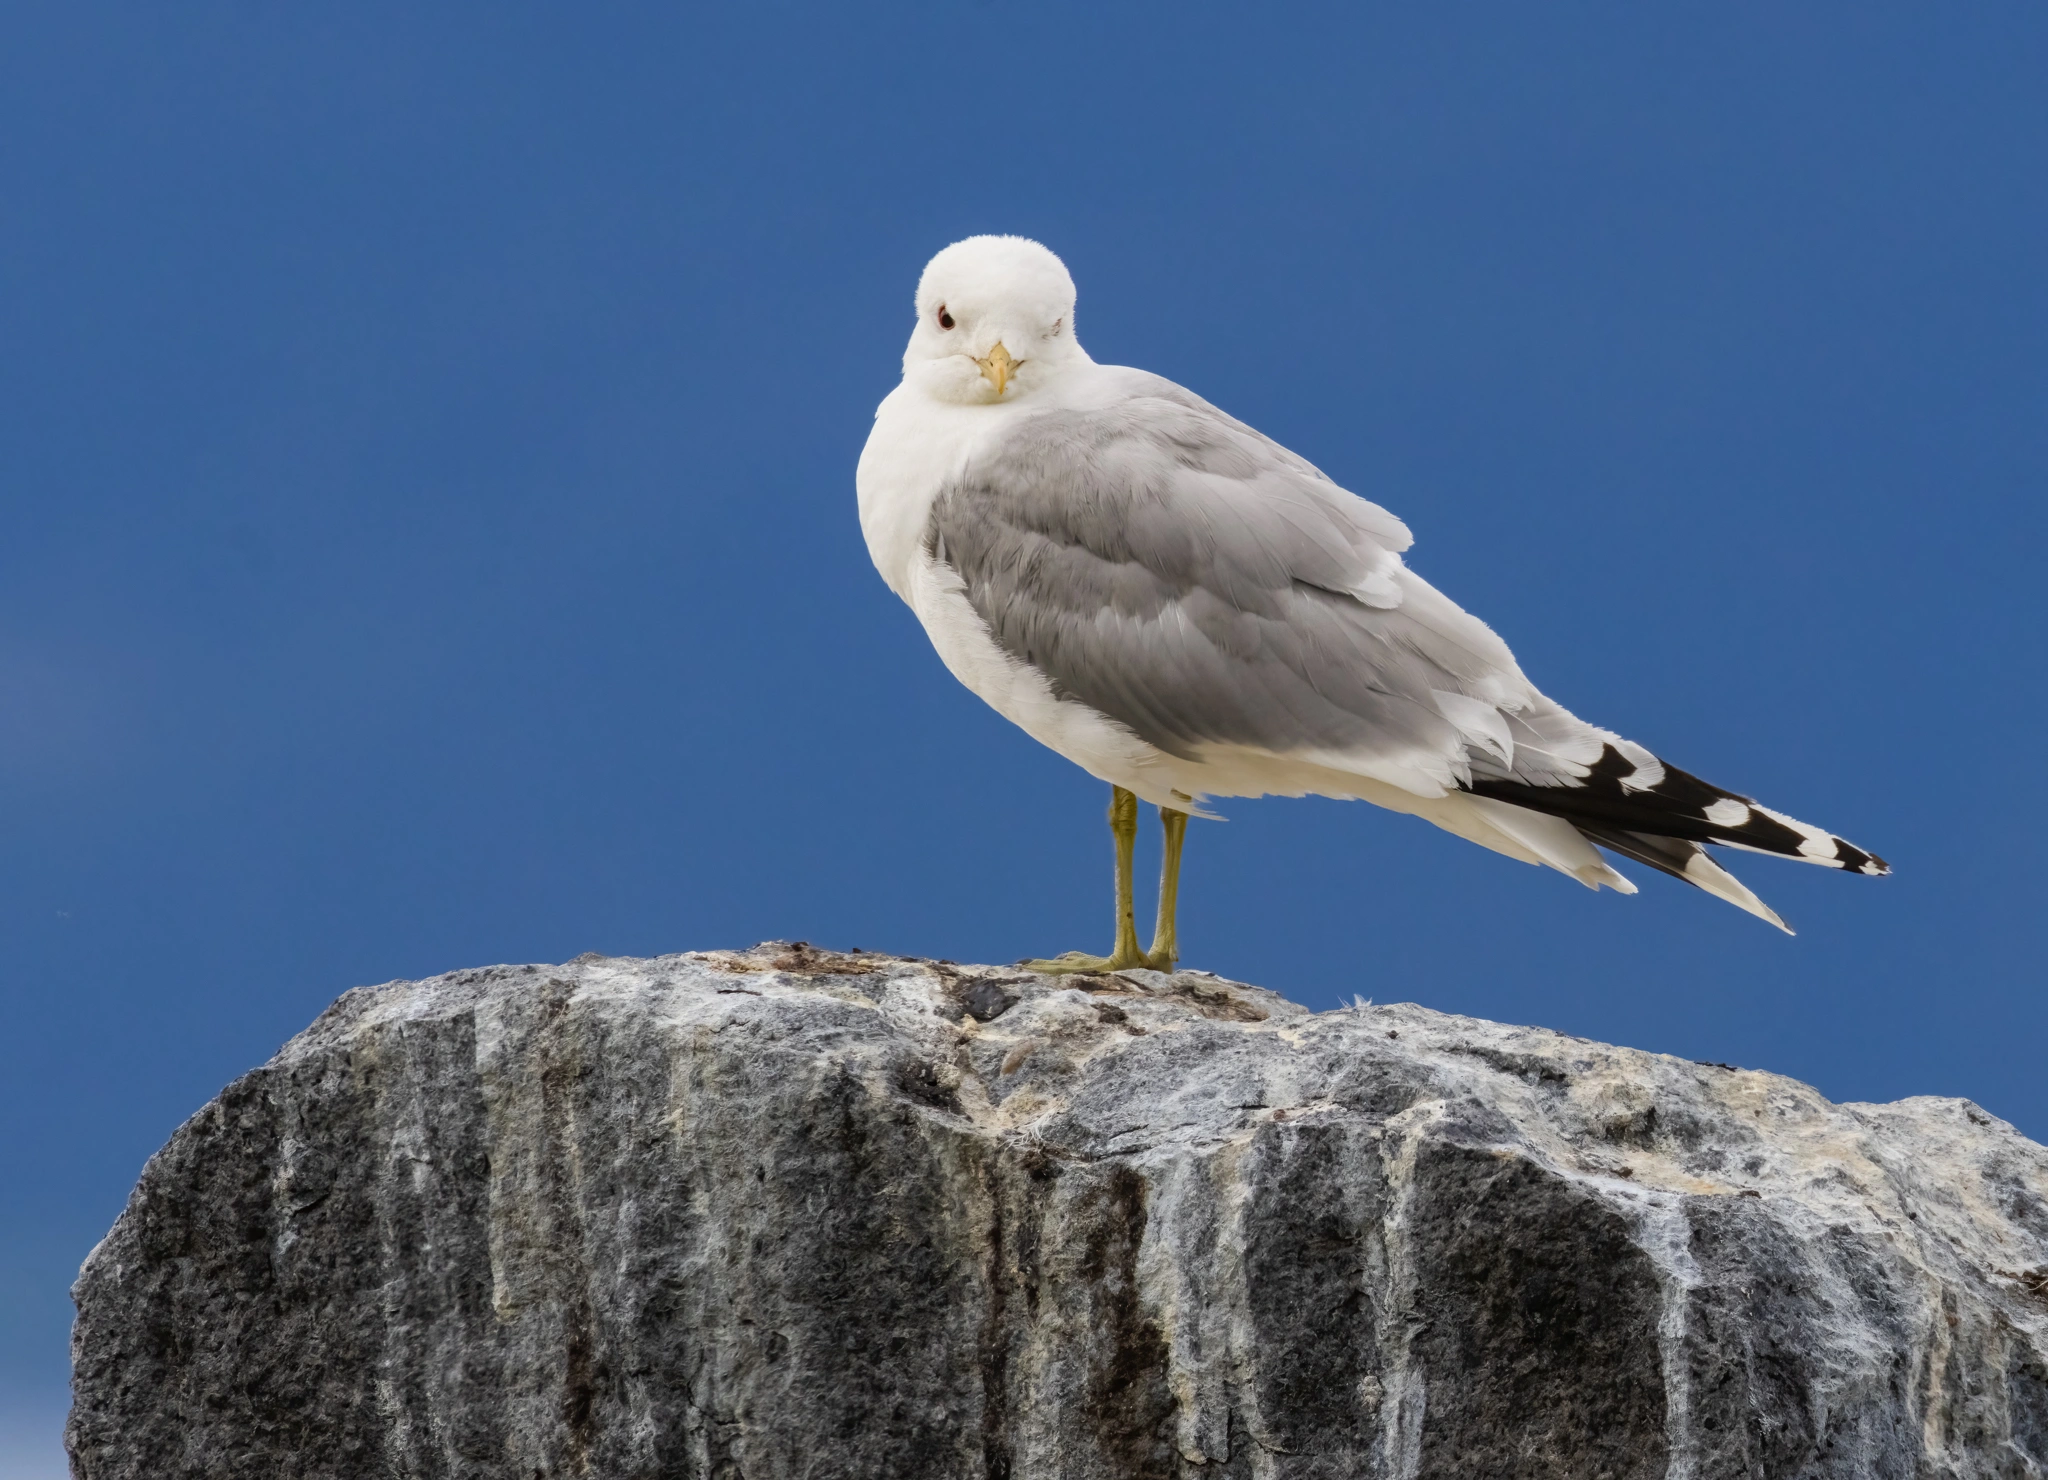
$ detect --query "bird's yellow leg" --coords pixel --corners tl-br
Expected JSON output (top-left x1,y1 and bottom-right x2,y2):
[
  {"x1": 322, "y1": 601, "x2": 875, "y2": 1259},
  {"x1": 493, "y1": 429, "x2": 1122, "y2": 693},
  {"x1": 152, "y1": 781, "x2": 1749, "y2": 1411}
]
[
  {"x1": 1022, "y1": 786, "x2": 1153, "y2": 973},
  {"x1": 1144, "y1": 807, "x2": 1188, "y2": 970}
]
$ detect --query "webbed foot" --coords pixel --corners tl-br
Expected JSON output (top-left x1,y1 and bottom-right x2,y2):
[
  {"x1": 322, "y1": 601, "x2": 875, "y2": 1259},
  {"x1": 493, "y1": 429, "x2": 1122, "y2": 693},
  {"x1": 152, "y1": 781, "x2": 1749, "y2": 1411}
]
[{"x1": 1021, "y1": 946, "x2": 1171, "y2": 975}]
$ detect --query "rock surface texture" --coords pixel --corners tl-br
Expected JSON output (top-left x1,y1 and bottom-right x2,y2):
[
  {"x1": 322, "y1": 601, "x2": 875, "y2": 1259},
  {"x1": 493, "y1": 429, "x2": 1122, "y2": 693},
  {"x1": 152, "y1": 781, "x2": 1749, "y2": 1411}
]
[{"x1": 69, "y1": 945, "x2": 2048, "y2": 1479}]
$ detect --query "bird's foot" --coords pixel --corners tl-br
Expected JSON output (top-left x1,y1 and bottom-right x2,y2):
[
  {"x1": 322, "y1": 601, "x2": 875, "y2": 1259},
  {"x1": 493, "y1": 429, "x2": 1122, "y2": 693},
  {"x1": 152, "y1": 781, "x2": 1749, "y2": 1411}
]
[{"x1": 1021, "y1": 946, "x2": 1175, "y2": 975}]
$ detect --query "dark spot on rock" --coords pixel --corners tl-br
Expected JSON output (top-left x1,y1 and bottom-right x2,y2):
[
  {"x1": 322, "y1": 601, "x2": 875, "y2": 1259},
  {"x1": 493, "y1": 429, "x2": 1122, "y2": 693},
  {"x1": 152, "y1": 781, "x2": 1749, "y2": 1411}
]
[
  {"x1": 2001, "y1": 1266, "x2": 2048, "y2": 1307},
  {"x1": 1457, "y1": 1045, "x2": 1571, "y2": 1089},
  {"x1": 979, "y1": 1194, "x2": 1014, "y2": 1480},
  {"x1": 765, "y1": 941, "x2": 873, "y2": 975},
  {"x1": 1092, "y1": 977, "x2": 1267, "y2": 1022},
  {"x1": 1409, "y1": 1141, "x2": 1668, "y2": 1479},
  {"x1": 1601, "y1": 1101, "x2": 1711, "y2": 1151},
  {"x1": 1092, "y1": 1002, "x2": 1129, "y2": 1025},
  {"x1": 1990, "y1": 1175, "x2": 2048, "y2": 1240},
  {"x1": 1387, "y1": 1030, "x2": 1399, "y2": 1039},
  {"x1": 2011, "y1": 1341, "x2": 2048, "y2": 1466},
  {"x1": 1181, "y1": 982, "x2": 1267, "y2": 1022},
  {"x1": 1678, "y1": 1199, "x2": 1908, "y2": 1477},
  {"x1": 963, "y1": 980, "x2": 1019, "y2": 1022},
  {"x1": 891, "y1": 1058, "x2": 961, "y2": 1116},
  {"x1": 562, "y1": 1319, "x2": 598, "y2": 1463},
  {"x1": 1075, "y1": 1167, "x2": 1175, "y2": 1478},
  {"x1": 1241, "y1": 1124, "x2": 1381, "y2": 1467}
]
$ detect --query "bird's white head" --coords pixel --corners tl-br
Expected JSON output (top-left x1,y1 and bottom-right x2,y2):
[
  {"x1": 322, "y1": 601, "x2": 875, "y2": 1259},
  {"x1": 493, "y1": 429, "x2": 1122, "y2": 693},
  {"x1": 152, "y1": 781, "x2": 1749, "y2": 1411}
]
[{"x1": 902, "y1": 235, "x2": 1088, "y2": 405}]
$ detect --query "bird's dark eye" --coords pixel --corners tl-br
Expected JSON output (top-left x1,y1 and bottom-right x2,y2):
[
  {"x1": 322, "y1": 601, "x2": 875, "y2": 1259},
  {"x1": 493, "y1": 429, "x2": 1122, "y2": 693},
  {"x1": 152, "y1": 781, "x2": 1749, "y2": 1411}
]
[{"x1": 937, "y1": 307, "x2": 955, "y2": 330}]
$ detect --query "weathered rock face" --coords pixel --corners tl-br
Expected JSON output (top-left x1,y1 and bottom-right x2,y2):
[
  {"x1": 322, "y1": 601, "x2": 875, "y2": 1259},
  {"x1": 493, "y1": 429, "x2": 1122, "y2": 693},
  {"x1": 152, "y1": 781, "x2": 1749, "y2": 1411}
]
[{"x1": 69, "y1": 945, "x2": 2048, "y2": 1479}]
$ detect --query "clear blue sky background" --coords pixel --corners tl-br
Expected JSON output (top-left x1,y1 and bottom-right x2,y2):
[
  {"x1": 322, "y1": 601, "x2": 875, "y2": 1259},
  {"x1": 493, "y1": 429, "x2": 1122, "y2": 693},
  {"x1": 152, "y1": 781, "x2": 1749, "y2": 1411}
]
[{"x1": 3, "y1": 4, "x2": 2044, "y2": 1472}]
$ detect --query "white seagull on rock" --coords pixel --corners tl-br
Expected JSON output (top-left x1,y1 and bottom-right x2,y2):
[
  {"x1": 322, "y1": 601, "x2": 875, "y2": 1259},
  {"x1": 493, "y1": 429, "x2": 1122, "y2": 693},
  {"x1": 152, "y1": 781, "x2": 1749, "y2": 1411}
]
[{"x1": 856, "y1": 235, "x2": 1887, "y2": 971}]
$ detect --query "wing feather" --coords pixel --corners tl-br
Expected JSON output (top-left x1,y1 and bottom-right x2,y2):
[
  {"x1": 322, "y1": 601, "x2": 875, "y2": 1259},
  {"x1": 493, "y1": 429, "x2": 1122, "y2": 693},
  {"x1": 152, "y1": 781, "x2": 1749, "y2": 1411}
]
[
  {"x1": 925, "y1": 372, "x2": 1887, "y2": 913},
  {"x1": 928, "y1": 383, "x2": 1561, "y2": 794}
]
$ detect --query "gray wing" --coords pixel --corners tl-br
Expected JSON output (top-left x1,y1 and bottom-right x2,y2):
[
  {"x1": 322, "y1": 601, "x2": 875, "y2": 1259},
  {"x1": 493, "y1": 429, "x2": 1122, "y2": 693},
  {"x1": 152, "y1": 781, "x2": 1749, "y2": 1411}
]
[{"x1": 927, "y1": 375, "x2": 1615, "y2": 796}]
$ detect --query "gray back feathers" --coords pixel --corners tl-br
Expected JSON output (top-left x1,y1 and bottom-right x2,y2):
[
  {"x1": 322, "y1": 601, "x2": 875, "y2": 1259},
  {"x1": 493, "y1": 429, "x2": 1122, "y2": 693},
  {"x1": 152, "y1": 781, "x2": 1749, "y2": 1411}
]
[{"x1": 927, "y1": 378, "x2": 1553, "y2": 780}]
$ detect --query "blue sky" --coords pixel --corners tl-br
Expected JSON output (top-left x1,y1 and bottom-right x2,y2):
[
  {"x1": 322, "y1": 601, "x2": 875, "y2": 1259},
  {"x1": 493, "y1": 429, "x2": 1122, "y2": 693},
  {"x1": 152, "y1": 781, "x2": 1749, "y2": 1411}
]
[{"x1": 3, "y1": 4, "x2": 2044, "y2": 1471}]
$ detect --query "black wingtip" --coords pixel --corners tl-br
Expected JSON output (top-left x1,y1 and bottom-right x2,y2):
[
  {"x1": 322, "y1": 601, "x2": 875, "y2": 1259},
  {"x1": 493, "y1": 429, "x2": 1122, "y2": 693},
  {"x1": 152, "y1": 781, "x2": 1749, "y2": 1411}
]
[{"x1": 1471, "y1": 746, "x2": 1887, "y2": 876}]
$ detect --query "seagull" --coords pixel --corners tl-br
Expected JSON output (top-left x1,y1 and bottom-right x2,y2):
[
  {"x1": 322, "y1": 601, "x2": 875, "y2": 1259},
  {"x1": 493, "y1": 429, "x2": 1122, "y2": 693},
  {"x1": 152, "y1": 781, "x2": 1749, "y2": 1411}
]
[{"x1": 856, "y1": 235, "x2": 1887, "y2": 971}]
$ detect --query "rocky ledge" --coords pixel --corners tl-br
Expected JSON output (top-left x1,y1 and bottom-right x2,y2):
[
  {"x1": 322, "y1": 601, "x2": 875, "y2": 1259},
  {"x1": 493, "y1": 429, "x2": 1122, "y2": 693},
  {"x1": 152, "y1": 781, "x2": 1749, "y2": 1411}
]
[{"x1": 68, "y1": 945, "x2": 2048, "y2": 1479}]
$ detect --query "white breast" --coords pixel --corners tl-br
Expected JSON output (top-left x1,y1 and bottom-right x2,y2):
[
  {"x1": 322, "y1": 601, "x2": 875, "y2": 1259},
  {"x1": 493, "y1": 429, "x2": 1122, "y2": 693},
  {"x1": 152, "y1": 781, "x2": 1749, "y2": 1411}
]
[
  {"x1": 855, "y1": 386, "x2": 1001, "y2": 601},
  {"x1": 856, "y1": 376, "x2": 1178, "y2": 799},
  {"x1": 855, "y1": 363, "x2": 1143, "y2": 598}
]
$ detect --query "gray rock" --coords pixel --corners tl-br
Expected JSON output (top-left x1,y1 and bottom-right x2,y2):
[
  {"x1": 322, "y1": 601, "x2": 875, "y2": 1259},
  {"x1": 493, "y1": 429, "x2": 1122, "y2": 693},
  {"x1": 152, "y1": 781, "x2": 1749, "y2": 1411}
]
[{"x1": 68, "y1": 943, "x2": 2048, "y2": 1479}]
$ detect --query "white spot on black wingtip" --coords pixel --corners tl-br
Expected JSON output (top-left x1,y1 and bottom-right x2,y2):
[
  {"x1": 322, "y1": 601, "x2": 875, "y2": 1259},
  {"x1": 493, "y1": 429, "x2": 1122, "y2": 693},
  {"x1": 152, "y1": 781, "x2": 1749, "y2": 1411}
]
[
  {"x1": 1703, "y1": 798, "x2": 1752, "y2": 829},
  {"x1": 1754, "y1": 805, "x2": 1848, "y2": 863}
]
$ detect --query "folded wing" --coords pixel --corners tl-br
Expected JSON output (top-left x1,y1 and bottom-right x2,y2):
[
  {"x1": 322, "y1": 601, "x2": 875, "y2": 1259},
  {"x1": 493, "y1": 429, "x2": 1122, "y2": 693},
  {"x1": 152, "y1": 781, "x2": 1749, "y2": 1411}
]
[{"x1": 927, "y1": 374, "x2": 1885, "y2": 925}]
